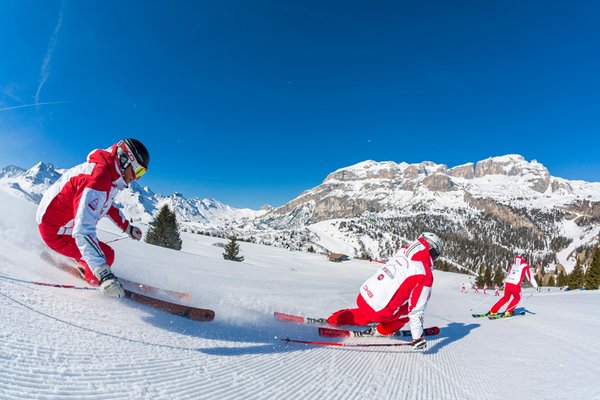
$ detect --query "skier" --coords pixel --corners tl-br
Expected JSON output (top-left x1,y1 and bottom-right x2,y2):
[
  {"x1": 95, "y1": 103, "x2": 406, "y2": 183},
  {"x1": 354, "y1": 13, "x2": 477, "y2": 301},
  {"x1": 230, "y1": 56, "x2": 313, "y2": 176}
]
[
  {"x1": 326, "y1": 232, "x2": 443, "y2": 351},
  {"x1": 461, "y1": 282, "x2": 467, "y2": 293},
  {"x1": 487, "y1": 254, "x2": 539, "y2": 317},
  {"x1": 494, "y1": 284, "x2": 500, "y2": 296},
  {"x1": 473, "y1": 284, "x2": 479, "y2": 294},
  {"x1": 36, "y1": 139, "x2": 150, "y2": 298},
  {"x1": 483, "y1": 284, "x2": 488, "y2": 295}
]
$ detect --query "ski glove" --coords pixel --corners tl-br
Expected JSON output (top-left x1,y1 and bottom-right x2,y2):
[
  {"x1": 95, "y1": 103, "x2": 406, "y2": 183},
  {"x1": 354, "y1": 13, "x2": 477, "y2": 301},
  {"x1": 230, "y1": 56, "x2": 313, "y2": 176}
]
[
  {"x1": 96, "y1": 264, "x2": 125, "y2": 298},
  {"x1": 411, "y1": 336, "x2": 427, "y2": 351},
  {"x1": 127, "y1": 224, "x2": 143, "y2": 241}
]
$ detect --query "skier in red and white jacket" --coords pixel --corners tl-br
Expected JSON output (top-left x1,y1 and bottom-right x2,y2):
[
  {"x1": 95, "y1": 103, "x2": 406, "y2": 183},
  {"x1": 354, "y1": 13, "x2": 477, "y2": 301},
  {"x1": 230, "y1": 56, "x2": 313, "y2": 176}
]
[
  {"x1": 487, "y1": 254, "x2": 539, "y2": 316},
  {"x1": 327, "y1": 232, "x2": 442, "y2": 350},
  {"x1": 36, "y1": 139, "x2": 149, "y2": 298}
]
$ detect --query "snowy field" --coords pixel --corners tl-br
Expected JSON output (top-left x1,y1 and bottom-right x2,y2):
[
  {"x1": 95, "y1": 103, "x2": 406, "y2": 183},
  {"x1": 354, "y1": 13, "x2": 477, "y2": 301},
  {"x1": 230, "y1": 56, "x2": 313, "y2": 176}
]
[{"x1": 1, "y1": 187, "x2": 599, "y2": 400}]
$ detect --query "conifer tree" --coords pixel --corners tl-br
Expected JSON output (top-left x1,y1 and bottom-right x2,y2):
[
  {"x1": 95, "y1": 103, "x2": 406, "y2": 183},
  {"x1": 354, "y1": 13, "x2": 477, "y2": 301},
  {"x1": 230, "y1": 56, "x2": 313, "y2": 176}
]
[
  {"x1": 475, "y1": 265, "x2": 484, "y2": 287},
  {"x1": 145, "y1": 204, "x2": 182, "y2": 250},
  {"x1": 493, "y1": 266, "x2": 505, "y2": 287},
  {"x1": 557, "y1": 270, "x2": 568, "y2": 287},
  {"x1": 567, "y1": 260, "x2": 585, "y2": 290},
  {"x1": 584, "y1": 247, "x2": 600, "y2": 290},
  {"x1": 483, "y1": 266, "x2": 493, "y2": 287},
  {"x1": 547, "y1": 274, "x2": 555, "y2": 287},
  {"x1": 223, "y1": 236, "x2": 244, "y2": 262}
]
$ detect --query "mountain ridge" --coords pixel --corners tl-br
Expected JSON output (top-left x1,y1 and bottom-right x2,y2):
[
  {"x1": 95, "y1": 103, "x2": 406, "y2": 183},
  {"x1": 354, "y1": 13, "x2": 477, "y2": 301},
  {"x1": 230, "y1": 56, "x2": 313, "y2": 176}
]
[{"x1": 2, "y1": 154, "x2": 599, "y2": 274}]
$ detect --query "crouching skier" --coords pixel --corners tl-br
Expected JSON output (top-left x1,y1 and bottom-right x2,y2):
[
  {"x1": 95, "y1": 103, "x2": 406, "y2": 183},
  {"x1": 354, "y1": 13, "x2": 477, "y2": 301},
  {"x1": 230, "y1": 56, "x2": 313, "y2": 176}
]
[
  {"x1": 327, "y1": 233, "x2": 442, "y2": 351},
  {"x1": 36, "y1": 138, "x2": 149, "y2": 298}
]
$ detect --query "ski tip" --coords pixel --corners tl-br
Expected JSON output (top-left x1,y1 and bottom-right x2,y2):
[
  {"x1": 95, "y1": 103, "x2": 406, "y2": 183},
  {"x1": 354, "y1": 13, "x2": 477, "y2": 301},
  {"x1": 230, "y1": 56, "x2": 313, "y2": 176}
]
[
  {"x1": 429, "y1": 326, "x2": 441, "y2": 336},
  {"x1": 274, "y1": 312, "x2": 304, "y2": 324}
]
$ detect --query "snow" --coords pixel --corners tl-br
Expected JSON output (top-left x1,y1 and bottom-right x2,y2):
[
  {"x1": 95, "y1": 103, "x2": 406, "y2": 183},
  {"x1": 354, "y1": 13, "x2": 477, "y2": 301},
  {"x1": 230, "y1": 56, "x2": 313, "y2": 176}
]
[{"x1": 1, "y1": 187, "x2": 600, "y2": 399}]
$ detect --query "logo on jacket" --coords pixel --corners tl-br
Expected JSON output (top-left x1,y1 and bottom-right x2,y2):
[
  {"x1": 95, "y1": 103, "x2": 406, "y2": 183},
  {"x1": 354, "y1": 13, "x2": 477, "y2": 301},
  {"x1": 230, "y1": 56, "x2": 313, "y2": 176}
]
[
  {"x1": 377, "y1": 274, "x2": 384, "y2": 281},
  {"x1": 88, "y1": 198, "x2": 99, "y2": 211}
]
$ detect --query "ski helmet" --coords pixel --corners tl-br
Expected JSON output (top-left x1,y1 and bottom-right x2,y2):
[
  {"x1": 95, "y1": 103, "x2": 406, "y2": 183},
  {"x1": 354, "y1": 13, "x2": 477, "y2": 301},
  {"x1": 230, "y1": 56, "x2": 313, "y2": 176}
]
[
  {"x1": 116, "y1": 138, "x2": 150, "y2": 179},
  {"x1": 419, "y1": 232, "x2": 442, "y2": 260}
]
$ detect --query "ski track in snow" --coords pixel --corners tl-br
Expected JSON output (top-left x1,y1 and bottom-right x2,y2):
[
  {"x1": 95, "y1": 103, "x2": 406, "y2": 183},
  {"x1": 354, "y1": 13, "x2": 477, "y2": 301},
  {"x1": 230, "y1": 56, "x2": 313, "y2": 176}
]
[{"x1": 1, "y1": 189, "x2": 600, "y2": 399}]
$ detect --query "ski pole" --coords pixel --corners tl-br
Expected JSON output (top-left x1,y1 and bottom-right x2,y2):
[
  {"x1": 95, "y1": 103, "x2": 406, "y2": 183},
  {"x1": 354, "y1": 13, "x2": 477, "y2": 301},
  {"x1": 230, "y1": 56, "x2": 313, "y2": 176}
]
[
  {"x1": 0, "y1": 273, "x2": 98, "y2": 291},
  {"x1": 469, "y1": 294, "x2": 493, "y2": 311},
  {"x1": 106, "y1": 236, "x2": 128, "y2": 244},
  {"x1": 522, "y1": 290, "x2": 536, "y2": 302}
]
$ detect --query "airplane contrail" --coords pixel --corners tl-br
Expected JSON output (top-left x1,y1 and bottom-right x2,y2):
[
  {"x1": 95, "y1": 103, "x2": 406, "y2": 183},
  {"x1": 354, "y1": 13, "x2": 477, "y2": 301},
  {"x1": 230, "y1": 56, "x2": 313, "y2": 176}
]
[
  {"x1": 0, "y1": 100, "x2": 71, "y2": 113},
  {"x1": 34, "y1": 2, "x2": 65, "y2": 105}
]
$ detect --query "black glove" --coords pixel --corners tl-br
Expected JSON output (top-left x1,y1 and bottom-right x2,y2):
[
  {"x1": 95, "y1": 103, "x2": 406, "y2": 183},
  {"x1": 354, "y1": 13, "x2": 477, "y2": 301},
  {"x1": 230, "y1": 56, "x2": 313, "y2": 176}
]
[
  {"x1": 127, "y1": 224, "x2": 143, "y2": 240},
  {"x1": 411, "y1": 336, "x2": 427, "y2": 351}
]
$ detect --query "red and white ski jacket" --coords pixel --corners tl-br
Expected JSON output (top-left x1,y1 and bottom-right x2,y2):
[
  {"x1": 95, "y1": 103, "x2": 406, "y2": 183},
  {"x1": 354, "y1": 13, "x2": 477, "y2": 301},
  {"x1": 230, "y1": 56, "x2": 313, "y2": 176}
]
[
  {"x1": 36, "y1": 145, "x2": 130, "y2": 269},
  {"x1": 505, "y1": 256, "x2": 538, "y2": 288},
  {"x1": 359, "y1": 238, "x2": 434, "y2": 339}
]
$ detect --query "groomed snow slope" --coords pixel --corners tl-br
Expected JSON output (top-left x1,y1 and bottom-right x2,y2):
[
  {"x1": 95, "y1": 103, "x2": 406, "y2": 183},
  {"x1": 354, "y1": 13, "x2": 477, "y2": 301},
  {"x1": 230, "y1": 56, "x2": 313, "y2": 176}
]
[{"x1": 0, "y1": 188, "x2": 599, "y2": 400}]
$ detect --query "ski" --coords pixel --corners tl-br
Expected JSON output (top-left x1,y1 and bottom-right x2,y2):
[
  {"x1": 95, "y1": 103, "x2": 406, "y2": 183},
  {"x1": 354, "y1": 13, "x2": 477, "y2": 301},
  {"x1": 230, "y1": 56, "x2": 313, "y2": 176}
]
[
  {"x1": 488, "y1": 311, "x2": 526, "y2": 320},
  {"x1": 281, "y1": 337, "x2": 414, "y2": 348},
  {"x1": 319, "y1": 326, "x2": 440, "y2": 338},
  {"x1": 41, "y1": 251, "x2": 192, "y2": 302},
  {"x1": 124, "y1": 290, "x2": 214, "y2": 321},
  {"x1": 40, "y1": 251, "x2": 214, "y2": 322},
  {"x1": 472, "y1": 311, "x2": 525, "y2": 319},
  {"x1": 274, "y1": 311, "x2": 377, "y2": 327},
  {"x1": 274, "y1": 311, "x2": 328, "y2": 325}
]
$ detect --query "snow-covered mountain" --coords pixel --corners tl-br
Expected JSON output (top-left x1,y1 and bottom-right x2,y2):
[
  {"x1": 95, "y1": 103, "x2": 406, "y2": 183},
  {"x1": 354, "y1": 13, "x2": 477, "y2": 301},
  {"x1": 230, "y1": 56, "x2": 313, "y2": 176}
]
[
  {"x1": 3, "y1": 154, "x2": 600, "y2": 274},
  {"x1": 0, "y1": 163, "x2": 266, "y2": 227},
  {"x1": 228, "y1": 155, "x2": 600, "y2": 273},
  {"x1": 0, "y1": 162, "x2": 64, "y2": 203}
]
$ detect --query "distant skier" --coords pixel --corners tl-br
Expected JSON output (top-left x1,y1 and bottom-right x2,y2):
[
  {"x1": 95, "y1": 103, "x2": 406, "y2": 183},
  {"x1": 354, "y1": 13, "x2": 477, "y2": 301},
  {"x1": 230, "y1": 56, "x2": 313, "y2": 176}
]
[
  {"x1": 494, "y1": 284, "x2": 500, "y2": 296},
  {"x1": 487, "y1": 255, "x2": 539, "y2": 317},
  {"x1": 326, "y1": 232, "x2": 442, "y2": 351},
  {"x1": 473, "y1": 284, "x2": 479, "y2": 294},
  {"x1": 36, "y1": 139, "x2": 150, "y2": 298},
  {"x1": 461, "y1": 282, "x2": 467, "y2": 293},
  {"x1": 483, "y1": 284, "x2": 488, "y2": 295}
]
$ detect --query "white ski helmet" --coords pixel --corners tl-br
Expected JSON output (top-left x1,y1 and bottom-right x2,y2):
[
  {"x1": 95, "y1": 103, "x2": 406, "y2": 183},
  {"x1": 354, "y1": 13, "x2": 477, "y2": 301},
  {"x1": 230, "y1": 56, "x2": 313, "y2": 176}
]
[{"x1": 419, "y1": 232, "x2": 442, "y2": 260}]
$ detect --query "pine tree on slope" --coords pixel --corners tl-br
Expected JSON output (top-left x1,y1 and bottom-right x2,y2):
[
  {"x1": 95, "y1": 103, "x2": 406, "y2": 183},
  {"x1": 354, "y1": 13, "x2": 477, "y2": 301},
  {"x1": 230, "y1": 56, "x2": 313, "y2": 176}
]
[
  {"x1": 584, "y1": 247, "x2": 600, "y2": 290},
  {"x1": 145, "y1": 204, "x2": 182, "y2": 250},
  {"x1": 568, "y1": 260, "x2": 585, "y2": 290},
  {"x1": 223, "y1": 236, "x2": 244, "y2": 262}
]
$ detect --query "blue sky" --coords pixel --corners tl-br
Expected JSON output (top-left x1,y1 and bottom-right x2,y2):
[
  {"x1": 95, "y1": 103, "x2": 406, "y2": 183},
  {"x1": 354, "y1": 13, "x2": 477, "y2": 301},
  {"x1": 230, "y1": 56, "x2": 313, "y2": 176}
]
[{"x1": 1, "y1": 1, "x2": 599, "y2": 209}]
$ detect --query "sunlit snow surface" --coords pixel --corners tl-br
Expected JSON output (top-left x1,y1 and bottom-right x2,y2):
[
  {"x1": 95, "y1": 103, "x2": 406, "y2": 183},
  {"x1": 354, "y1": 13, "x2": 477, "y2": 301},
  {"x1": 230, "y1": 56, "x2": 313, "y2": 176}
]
[{"x1": 0, "y1": 187, "x2": 599, "y2": 400}]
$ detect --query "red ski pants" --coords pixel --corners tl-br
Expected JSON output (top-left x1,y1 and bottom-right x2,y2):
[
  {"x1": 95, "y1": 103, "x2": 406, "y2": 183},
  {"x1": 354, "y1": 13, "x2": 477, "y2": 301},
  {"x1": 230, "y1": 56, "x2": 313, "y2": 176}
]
[
  {"x1": 490, "y1": 283, "x2": 521, "y2": 314},
  {"x1": 38, "y1": 224, "x2": 114, "y2": 286},
  {"x1": 327, "y1": 294, "x2": 410, "y2": 335}
]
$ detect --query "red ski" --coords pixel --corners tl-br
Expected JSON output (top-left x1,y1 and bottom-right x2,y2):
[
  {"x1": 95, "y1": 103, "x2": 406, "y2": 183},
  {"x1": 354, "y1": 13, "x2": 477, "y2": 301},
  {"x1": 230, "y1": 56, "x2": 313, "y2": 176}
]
[
  {"x1": 40, "y1": 251, "x2": 214, "y2": 322},
  {"x1": 274, "y1": 311, "x2": 376, "y2": 327}
]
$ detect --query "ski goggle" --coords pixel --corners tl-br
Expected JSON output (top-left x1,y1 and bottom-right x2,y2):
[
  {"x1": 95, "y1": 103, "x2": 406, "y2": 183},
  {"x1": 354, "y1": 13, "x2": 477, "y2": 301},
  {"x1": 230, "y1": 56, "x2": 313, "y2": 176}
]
[{"x1": 133, "y1": 163, "x2": 147, "y2": 179}]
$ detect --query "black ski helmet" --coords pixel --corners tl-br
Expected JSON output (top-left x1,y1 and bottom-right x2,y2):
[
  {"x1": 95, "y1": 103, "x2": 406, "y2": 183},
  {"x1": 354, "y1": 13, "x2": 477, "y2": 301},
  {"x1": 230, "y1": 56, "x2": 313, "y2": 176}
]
[{"x1": 117, "y1": 138, "x2": 150, "y2": 173}]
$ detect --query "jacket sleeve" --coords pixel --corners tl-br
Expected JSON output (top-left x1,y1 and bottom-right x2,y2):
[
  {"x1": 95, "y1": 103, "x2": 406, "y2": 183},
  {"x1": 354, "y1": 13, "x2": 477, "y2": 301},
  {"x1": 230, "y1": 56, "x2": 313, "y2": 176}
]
[
  {"x1": 525, "y1": 266, "x2": 539, "y2": 288},
  {"x1": 107, "y1": 204, "x2": 130, "y2": 232},
  {"x1": 407, "y1": 282, "x2": 431, "y2": 340},
  {"x1": 72, "y1": 187, "x2": 108, "y2": 272}
]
